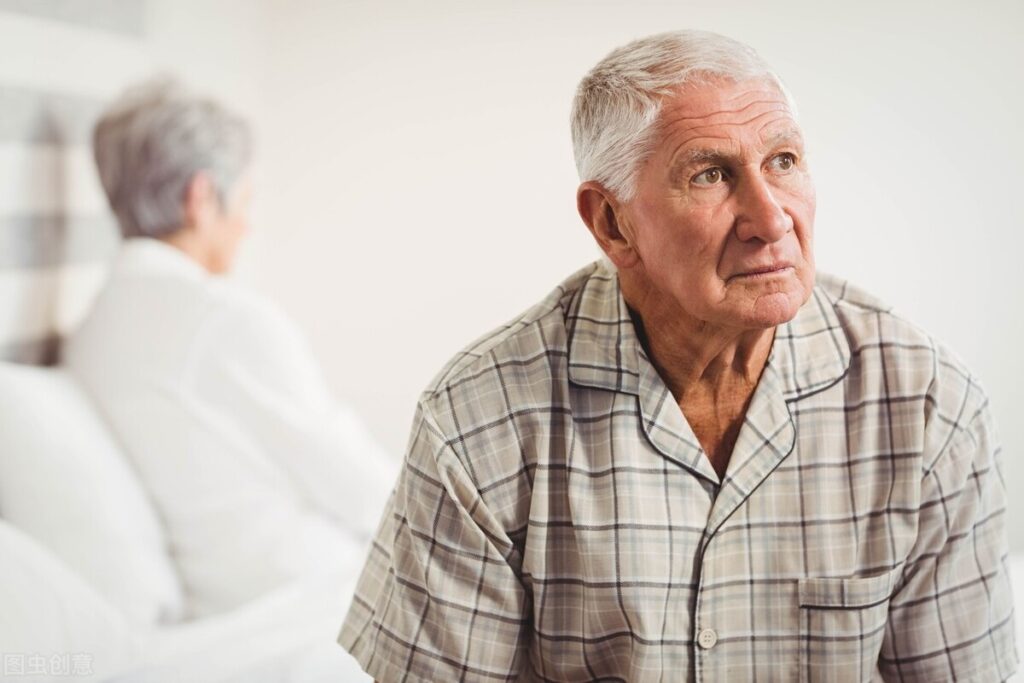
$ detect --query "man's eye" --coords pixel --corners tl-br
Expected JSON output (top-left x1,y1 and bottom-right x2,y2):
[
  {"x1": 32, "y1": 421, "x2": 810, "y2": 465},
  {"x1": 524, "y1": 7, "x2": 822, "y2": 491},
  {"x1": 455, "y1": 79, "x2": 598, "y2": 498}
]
[
  {"x1": 692, "y1": 167, "x2": 725, "y2": 186},
  {"x1": 770, "y1": 153, "x2": 796, "y2": 171}
]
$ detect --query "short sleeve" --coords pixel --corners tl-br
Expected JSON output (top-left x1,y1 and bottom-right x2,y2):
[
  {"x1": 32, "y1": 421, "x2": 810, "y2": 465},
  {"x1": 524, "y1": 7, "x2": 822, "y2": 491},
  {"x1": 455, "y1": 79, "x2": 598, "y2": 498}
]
[
  {"x1": 339, "y1": 400, "x2": 532, "y2": 682},
  {"x1": 879, "y1": 401, "x2": 1018, "y2": 681}
]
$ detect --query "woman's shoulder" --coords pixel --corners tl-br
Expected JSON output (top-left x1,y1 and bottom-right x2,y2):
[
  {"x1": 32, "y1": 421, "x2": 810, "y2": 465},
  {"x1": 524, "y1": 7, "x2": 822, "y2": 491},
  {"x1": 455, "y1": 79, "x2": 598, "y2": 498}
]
[{"x1": 193, "y1": 280, "x2": 308, "y2": 363}]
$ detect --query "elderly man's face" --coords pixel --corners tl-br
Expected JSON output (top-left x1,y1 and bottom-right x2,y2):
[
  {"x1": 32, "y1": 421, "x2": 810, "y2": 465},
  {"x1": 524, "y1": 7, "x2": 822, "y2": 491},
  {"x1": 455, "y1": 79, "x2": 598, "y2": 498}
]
[{"x1": 618, "y1": 77, "x2": 815, "y2": 331}]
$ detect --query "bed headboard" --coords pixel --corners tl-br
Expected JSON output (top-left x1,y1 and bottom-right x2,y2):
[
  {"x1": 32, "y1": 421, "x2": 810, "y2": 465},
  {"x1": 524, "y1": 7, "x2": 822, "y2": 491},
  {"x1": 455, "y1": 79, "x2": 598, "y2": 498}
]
[{"x1": 0, "y1": 0, "x2": 149, "y2": 364}]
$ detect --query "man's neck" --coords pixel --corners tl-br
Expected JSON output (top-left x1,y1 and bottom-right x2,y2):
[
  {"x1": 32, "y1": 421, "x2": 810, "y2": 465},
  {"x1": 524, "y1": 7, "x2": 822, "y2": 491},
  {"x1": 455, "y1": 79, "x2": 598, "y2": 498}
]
[
  {"x1": 621, "y1": 275, "x2": 775, "y2": 404},
  {"x1": 621, "y1": 272, "x2": 777, "y2": 478}
]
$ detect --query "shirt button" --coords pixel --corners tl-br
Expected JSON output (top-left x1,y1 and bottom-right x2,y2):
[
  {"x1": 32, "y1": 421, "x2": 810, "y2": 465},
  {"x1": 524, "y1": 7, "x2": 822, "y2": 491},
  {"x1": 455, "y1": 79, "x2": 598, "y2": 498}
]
[{"x1": 697, "y1": 628, "x2": 718, "y2": 649}]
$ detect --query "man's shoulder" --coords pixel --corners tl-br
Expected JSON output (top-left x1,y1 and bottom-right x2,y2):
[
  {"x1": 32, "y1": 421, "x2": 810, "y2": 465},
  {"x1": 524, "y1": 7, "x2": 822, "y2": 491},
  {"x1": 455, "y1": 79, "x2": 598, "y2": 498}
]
[
  {"x1": 815, "y1": 272, "x2": 893, "y2": 316},
  {"x1": 818, "y1": 271, "x2": 938, "y2": 357},
  {"x1": 817, "y1": 272, "x2": 973, "y2": 378},
  {"x1": 406, "y1": 263, "x2": 604, "y2": 502},
  {"x1": 422, "y1": 262, "x2": 602, "y2": 401},
  {"x1": 819, "y1": 272, "x2": 989, "y2": 462}
]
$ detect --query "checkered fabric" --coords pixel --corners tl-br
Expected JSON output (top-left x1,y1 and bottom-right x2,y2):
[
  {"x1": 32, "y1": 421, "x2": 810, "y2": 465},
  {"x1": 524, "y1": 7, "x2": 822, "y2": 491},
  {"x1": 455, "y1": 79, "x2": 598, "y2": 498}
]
[{"x1": 340, "y1": 261, "x2": 1017, "y2": 682}]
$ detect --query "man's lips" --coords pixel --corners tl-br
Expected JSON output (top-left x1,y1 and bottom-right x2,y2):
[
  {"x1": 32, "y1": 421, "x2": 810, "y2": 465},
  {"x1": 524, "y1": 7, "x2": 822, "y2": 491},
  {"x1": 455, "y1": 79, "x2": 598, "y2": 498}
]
[{"x1": 730, "y1": 264, "x2": 795, "y2": 280}]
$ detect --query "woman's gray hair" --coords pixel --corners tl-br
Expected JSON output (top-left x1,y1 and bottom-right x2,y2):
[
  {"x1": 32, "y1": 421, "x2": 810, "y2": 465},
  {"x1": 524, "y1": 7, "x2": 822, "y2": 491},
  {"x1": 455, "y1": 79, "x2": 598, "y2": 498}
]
[
  {"x1": 93, "y1": 78, "x2": 252, "y2": 239},
  {"x1": 570, "y1": 30, "x2": 794, "y2": 201}
]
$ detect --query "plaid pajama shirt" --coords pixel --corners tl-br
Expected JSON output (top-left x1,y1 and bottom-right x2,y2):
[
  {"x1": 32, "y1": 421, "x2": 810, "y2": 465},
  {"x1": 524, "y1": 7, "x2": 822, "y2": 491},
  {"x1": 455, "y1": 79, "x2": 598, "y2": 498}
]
[{"x1": 340, "y1": 261, "x2": 1017, "y2": 682}]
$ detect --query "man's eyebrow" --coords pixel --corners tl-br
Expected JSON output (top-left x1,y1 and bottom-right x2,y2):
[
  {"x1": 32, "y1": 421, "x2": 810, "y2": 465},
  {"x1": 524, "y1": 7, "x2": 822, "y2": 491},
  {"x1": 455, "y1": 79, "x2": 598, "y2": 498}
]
[
  {"x1": 762, "y1": 128, "x2": 805, "y2": 150},
  {"x1": 667, "y1": 147, "x2": 729, "y2": 185},
  {"x1": 671, "y1": 129, "x2": 805, "y2": 169},
  {"x1": 677, "y1": 147, "x2": 729, "y2": 166}
]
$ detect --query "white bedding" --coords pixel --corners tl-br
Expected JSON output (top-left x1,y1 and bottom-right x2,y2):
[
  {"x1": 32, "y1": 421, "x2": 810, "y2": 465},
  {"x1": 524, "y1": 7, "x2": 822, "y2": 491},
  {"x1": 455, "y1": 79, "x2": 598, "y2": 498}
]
[
  {"x1": 0, "y1": 518, "x2": 368, "y2": 682},
  {"x1": 111, "y1": 571, "x2": 369, "y2": 682}
]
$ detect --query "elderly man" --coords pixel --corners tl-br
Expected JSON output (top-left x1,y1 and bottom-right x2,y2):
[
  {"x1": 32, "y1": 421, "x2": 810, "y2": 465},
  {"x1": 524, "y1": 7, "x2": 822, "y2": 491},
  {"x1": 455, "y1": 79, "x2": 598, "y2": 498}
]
[{"x1": 340, "y1": 30, "x2": 1016, "y2": 681}]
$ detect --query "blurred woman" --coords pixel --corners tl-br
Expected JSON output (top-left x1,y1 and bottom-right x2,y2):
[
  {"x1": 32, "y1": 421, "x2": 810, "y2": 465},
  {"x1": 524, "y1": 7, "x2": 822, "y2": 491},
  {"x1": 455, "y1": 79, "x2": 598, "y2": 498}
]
[{"x1": 63, "y1": 79, "x2": 396, "y2": 619}]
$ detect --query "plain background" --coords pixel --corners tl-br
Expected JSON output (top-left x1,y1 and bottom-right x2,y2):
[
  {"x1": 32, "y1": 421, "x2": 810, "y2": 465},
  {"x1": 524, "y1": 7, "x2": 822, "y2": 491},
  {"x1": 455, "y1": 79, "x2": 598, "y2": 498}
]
[{"x1": 105, "y1": 0, "x2": 1024, "y2": 550}]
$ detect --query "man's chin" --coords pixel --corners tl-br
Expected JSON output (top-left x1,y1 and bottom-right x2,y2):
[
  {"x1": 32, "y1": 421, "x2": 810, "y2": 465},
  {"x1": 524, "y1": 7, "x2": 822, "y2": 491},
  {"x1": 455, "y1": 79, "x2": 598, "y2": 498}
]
[{"x1": 733, "y1": 288, "x2": 808, "y2": 329}]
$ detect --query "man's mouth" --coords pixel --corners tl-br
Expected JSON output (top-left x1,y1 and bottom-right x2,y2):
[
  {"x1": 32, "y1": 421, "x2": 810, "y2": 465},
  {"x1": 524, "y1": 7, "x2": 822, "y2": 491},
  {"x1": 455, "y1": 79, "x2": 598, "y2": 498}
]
[{"x1": 732, "y1": 264, "x2": 795, "y2": 280}]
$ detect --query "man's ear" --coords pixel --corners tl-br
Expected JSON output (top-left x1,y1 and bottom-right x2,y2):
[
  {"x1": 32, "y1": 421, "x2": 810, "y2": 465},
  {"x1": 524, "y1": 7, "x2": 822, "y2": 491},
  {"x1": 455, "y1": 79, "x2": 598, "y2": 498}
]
[
  {"x1": 576, "y1": 181, "x2": 639, "y2": 269},
  {"x1": 182, "y1": 172, "x2": 219, "y2": 234}
]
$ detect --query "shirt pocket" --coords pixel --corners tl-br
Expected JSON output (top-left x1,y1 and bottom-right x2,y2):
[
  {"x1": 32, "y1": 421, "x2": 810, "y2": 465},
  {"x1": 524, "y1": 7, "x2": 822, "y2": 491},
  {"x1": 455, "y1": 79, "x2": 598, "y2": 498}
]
[{"x1": 797, "y1": 568, "x2": 899, "y2": 683}]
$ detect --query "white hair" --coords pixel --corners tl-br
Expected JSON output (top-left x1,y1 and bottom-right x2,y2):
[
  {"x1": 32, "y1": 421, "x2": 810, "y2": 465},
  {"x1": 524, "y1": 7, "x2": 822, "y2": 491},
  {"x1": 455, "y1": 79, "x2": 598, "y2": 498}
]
[
  {"x1": 93, "y1": 77, "x2": 252, "y2": 239},
  {"x1": 570, "y1": 30, "x2": 795, "y2": 201}
]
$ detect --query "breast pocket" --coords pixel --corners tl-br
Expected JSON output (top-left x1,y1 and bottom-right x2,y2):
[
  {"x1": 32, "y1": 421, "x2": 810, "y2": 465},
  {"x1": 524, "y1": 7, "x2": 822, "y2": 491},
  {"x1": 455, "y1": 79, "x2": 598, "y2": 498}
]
[{"x1": 797, "y1": 568, "x2": 900, "y2": 683}]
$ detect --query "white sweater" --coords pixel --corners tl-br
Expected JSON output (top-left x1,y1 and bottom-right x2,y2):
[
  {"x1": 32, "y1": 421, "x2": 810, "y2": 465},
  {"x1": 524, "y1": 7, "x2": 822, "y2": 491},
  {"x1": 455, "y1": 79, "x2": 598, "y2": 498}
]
[{"x1": 63, "y1": 238, "x2": 398, "y2": 619}]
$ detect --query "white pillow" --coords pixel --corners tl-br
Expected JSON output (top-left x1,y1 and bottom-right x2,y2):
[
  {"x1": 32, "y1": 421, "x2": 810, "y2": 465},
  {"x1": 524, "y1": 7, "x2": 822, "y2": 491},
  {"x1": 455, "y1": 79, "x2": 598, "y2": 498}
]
[
  {"x1": 0, "y1": 519, "x2": 140, "y2": 680},
  {"x1": 0, "y1": 362, "x2": 184, "y2": 625}
]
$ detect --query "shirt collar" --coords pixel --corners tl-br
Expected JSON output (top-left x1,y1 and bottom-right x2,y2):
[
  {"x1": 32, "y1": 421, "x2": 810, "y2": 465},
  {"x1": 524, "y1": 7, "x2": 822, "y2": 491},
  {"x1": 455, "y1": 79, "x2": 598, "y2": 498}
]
[
  {"x1": 767, "y1": 273, "x2": 853, "y2": 402},
  {"x1": 565, "y1": 261, "x2": 643, "y2": 395},
  {"x1": 566, "y1": 263, "x2": 852, "y2": 403},
  {"x1": 113, "y1": 237, "x2": 209, "y2": 282}
]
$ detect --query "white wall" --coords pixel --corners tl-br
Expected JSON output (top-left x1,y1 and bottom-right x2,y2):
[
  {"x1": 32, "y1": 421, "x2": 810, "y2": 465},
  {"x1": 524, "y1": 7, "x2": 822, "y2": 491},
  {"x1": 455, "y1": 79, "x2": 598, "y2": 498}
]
[
  {"x1": 144, "y1": 0, "x2": 269, "y2": 118},
  {"x1": 137, "y1": 1, "x2": 1024, "y2": 549}
]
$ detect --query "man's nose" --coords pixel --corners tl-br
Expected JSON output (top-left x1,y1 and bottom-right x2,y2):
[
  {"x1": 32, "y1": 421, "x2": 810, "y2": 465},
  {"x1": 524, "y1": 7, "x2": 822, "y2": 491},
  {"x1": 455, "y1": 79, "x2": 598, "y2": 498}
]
[{"x1": 733, "y1": 175, "x2": 792, "y2": 243}]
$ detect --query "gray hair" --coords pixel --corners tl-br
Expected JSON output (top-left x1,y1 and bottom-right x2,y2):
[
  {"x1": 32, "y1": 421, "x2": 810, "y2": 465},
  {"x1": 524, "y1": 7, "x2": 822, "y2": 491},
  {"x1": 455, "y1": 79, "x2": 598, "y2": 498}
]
[
  {"x1": 570, "y1": 30, "x2": 794, "y2": 201},
  {"x1": 93, "y1": 78, "x2": 252, "y2": 239}
]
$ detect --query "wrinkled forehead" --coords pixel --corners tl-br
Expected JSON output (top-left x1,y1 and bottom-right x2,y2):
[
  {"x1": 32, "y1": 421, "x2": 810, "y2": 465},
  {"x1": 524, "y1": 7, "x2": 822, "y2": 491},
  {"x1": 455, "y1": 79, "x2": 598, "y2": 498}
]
[{"x1": 654, "y1": 76, "x2": 801, "y2": 150}]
